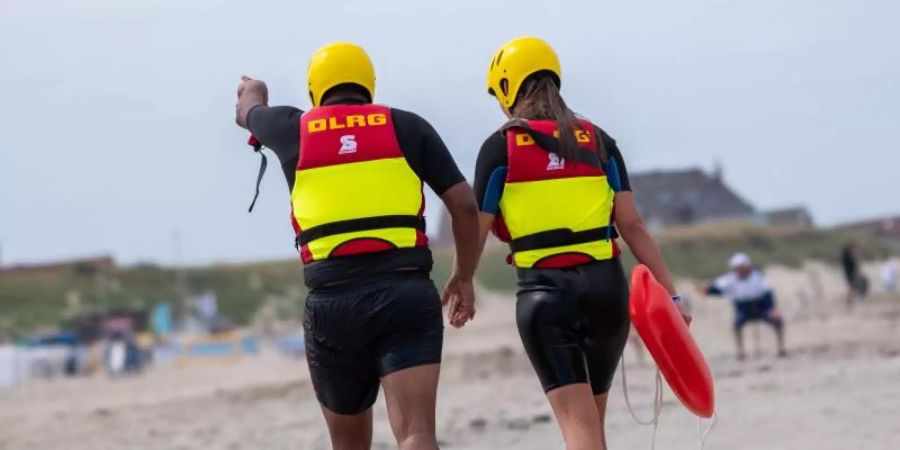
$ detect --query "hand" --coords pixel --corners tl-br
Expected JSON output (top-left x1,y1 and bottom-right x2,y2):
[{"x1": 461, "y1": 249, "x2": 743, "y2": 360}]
[
  {"x1": 237, "y1": 75, "x2": 268, "y2": 101},
  {"x1": 678, "y1": 303, "x2": 693, "y2": 326},
  {"x1": 442, "y1": 274, "x2": 476, "y2": 328},
  {"x1": 692, "y1": 281, "x2": 708, "y2": 298}
]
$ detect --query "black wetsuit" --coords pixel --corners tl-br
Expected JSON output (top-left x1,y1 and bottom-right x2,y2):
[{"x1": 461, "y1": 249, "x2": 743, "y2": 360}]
[
  {"x1": 248, "y1": 103, "x2": 464, "y2": 414},
  {"x1": 474, "y1": 126, "x2": 632, "y2": 395}
]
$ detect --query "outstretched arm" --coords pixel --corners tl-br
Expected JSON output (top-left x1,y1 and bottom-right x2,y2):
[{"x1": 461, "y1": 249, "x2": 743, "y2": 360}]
[
  {"x1": 235, "y1": 75, "x2": 268, "y2": 129},
  {"x1": 614, "y1": 191, "x2": 691, "y2": 323}
]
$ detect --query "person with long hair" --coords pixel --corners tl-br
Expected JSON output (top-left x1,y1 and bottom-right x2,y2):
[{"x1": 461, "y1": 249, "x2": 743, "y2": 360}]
[{"x1": 447, "y1": 37, "x2": 690, "y2": 449}]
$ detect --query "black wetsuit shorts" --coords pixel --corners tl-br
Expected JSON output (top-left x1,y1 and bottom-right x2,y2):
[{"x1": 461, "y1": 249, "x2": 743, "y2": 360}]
[
  {"x1": 303, "y1": 272, "x2": 444, "y2": 414},
  {"x1": 516, "y1": 259, "x2": 630, "y2": 395}
]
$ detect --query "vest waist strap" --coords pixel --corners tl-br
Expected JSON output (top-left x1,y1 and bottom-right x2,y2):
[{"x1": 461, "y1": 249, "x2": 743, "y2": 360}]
[
  {"x1": 509, "y1": 226, "x2": 618, "y2": 253},
  {"x1": 297, "y1": 215, "x2": 426, "y2": 247}
]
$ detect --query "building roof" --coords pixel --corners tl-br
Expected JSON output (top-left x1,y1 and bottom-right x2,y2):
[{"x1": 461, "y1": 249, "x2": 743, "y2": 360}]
[
  {"x1": 630, "y1": 168, "x2": 756, "y2": 228},
  {"x1": 836, "y1": 215, "x2": 900, "y2": 238}
]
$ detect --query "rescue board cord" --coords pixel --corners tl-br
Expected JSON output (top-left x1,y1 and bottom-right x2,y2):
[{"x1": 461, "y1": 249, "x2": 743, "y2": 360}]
[
  {"x1": 620, "y1": 354, "x2": 663, "y2": 450},
  {"x1": 620, "y1": 354, "x2": 717, "y2": 450},
  {"x1": 697, "y1": 411, "x2": 718, "y2": 450}
]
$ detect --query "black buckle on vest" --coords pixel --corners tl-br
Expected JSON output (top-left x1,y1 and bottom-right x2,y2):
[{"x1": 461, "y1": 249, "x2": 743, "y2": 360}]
[
  {"x1": 296, "y1": 215, "x2": 426, "y2": 247},
  {"x1": 509, "y1": 226, "x2": 618, "y2": 253}
]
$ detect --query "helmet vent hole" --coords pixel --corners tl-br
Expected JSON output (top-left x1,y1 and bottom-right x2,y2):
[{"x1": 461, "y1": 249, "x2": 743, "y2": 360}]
[
  {"x1": 500, "y1": 79, "x2": 509, "y2": 97},
  {"x1": 496, "y1": 50, "x2": 504, "y2": 65}
]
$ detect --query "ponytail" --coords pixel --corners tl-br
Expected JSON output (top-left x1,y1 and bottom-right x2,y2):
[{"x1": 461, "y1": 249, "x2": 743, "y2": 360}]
[{"x1": 510, "y1": 73, "x2": 585, "y2": 162}]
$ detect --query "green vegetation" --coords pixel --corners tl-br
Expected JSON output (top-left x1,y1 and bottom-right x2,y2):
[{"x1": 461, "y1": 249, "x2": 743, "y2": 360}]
[{"x1": 1, "y1": 225, "x2": 894, "y2": 337}]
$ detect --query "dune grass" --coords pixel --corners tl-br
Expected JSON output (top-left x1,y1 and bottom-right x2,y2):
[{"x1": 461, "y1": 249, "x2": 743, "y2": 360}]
[{"x1": 1, "y1": 225, "x2": 893, "y2": 337}]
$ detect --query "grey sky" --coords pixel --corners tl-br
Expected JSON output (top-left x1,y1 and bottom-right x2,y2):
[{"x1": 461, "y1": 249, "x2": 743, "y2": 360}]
[{"x1": 2, "y1": 0, "x2": 898, "y2": 265}]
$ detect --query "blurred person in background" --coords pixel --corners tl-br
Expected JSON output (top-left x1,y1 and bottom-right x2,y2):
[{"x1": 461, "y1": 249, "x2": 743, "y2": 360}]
[
  {"x1": 461, "y1": 36, "x2": 690, "y2": 450},
  {"x1": 841, "y1": 239, "x2": 868, "y2": 306},
  {"x1": 235, "y1": 42, "x2": 479, "y2": 450},
  {"x1": 881, "y1": 259, "x2": 897, "y2": 293},
  {"x1": 700, "y1": 252, "x2": 787, "y2": 360}
]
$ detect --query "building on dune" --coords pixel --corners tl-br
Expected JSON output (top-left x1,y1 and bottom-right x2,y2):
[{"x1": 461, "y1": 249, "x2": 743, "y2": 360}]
[{"x1": 629, "y1": 167, "x2": 756, "y2": 230}]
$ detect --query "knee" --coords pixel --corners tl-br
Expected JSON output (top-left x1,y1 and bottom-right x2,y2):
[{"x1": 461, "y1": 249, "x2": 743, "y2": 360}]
[{"x1": 396, "y1": 430, "x2": 438, "y2": 450}]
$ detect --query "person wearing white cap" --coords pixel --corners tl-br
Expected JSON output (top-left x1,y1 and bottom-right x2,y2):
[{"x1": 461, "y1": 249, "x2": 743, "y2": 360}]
[{"x1": 701, "y1": 252, "x2": 786, "y2": 360}]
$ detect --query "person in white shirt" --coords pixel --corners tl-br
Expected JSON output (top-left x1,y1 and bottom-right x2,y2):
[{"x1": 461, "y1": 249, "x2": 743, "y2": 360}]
[{"x1": 701, "y1": 252, "x2": 787, "y2": 360}]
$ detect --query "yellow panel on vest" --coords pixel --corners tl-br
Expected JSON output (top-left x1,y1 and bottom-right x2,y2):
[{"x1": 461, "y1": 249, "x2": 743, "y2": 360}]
[
  {"x1": 306, "y1": 228, "x2": 418, "y2": 261},
  {"x1": 292, "y1": 157, "x2": 422, "y2": 230},
  {"x1": 513, "y1": 240, "x2": 614, "y2": 268},
  {"x1": 499, "y1": 175, "x2": 614, "y2": 238}
]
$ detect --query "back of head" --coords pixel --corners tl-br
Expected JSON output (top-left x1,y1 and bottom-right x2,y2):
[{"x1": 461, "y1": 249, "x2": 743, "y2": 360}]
[
  {"x1": 307, "y1": 42, "x2": 375, "y2": 107},
  {"x1": 486, "y1": 36, "x2": 585, "y2": 162}
]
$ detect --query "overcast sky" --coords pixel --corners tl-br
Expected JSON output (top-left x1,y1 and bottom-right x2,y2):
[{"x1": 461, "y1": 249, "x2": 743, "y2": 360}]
[{"x1": 2, "y1": 0, "x2": 898, "y2": 265}]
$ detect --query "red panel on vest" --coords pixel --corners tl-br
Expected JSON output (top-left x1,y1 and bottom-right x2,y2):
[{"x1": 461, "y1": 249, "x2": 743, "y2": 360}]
[
  {"x1": 415, "y1": 230, "x2": 429, "y2": 247},
  {"x1": 533, "y1": 252, "x2": 595, "y2": 269},
  {"x1": 298, "y1": 104, "x2": 402, "y2": 170},
  {"x1": 300, "y1": 245, "x2": 313, "y2": 264},
  {"x1": 506, "y1": 119, "x2": 605, "y2": 183},
  {"x1": 330, "y1": 238, "x2": 398, "y2": 258},
  {"x1": 491, "y1": 212, "x2": 512, "y2": 242}
]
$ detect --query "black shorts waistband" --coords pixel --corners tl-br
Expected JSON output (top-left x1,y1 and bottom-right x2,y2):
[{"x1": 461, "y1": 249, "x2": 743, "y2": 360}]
[{"x1": 309, "y1": 269, "x2": 431, "y2": 297}]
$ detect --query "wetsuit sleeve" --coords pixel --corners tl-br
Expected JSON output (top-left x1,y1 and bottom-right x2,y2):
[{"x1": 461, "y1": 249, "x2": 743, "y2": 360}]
[
  {"x1": 708, "y1": 273, "x2": 732, "y2": 296},
  {"x1": 594, "y1": 126, "x2": 631, "y2": 192},
  {"x1": 391, "y1": 109, "x2": 466, "y2": 196},
  {"x1": 246, "y1": 105, "x2": 303, "y2": 187},
  {"x1": 473, "y1": 132, "x2": 508, "y2": 214}
]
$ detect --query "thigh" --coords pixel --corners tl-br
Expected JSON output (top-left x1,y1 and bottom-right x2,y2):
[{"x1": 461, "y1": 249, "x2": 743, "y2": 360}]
[
  {"x1": 579, "y1": 261, "x2": 631, "y2": 395},
  {"x1": 381, "y1": 363, "x2": 440, "y2": 441},
  {"x1": 733, "y1": 302, "x2": 752, "y2": 329},
  {"x1": 304, "y1": 292, "x2": 380, "y2": 415},
  {"x1": 545, "y1": 384, "x2": 605, "y2": 449},
  {"x1": 372, "y1": 276, "x2": 444, "y2": 377},
  {"x1": 516, "y1": 271, "x2": 585, "y2": 392}
]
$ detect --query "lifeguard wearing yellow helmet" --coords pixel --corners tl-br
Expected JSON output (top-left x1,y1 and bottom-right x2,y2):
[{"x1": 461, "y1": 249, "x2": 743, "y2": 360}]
[
  {"x1": 486, "y1": 36, "x2": 561, "y2": 108},
  {"x1": 307, "y1": 42, "x2": 375, "y2": 107}
]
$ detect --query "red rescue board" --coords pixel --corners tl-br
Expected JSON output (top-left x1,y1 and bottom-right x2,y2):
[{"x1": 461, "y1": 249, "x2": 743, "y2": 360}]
[{"x1": 629, "y1": 264, "x2": 715, "y2": 418}]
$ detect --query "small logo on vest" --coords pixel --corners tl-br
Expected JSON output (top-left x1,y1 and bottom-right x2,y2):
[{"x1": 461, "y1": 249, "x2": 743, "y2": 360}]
[
  {"x1": 339, "y1": 135, "x2": 357, "y2": 155},
  {"x1": 547, "y1": 153, "x2": 565, "y2": 170}
]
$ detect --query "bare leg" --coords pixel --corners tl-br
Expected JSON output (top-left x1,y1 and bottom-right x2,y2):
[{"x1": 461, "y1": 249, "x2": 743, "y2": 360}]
[
  {"x1": 766, "y1": 309, "x2": 787, "y2": 356},
  {"x1": 734, "y1": 326, "x2": 746, "y2": 360},
  {"x1": 593, "y1": 393, "x2": 611, "y2": 449},
  {"x1": 320, "y1": 406, "x2": 373, "y2": 450},
  {"x1": 546, "y1": 384, "x2": 605, "y2": 450},
  {"x1": 846, "y1": 287, "x2": 856, "y2": 310},
  {"x1": 382, "y1": 364, "x2": 440, "y2": 450}
]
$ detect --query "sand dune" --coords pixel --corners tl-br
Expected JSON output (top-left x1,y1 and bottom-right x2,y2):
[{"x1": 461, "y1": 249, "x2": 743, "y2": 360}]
[{"x1": 1, "y1": 261, "x2": 899, "y2": 450}]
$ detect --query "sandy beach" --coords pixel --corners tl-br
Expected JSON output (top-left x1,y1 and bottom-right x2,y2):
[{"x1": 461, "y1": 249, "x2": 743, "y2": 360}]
[{"x1": 2, "y1": 261, "x2": 899, "y2": 450}]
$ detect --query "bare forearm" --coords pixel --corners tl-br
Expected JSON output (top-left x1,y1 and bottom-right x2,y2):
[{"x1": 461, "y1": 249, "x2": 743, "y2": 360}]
[
  {"x1": 620, "y1": 221, "x2": 677, "y2": 295},
  {"x1": 442, "y1": 183, "x2": 480, "y2": 280},
  {"x1": 235, "y1": 79, "x2": 268, "y2": 129}
]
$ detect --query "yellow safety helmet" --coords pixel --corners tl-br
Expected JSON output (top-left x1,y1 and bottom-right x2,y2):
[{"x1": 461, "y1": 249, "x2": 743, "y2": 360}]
[
  {"x1": 486, "y1": 37, "x2": 561, "y2": 108},
  {"x1": 307, "y1": 42, "x2": 375, "y2": 107}
]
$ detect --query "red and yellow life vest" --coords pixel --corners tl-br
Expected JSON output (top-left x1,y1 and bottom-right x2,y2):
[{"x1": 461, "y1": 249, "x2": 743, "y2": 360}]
[
  {"x1": 495, "y1": 119, "x2": 618, "y2": 269},
  {"x1": 290, "y1": 104, "x2": 427, "y2": 263}
]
